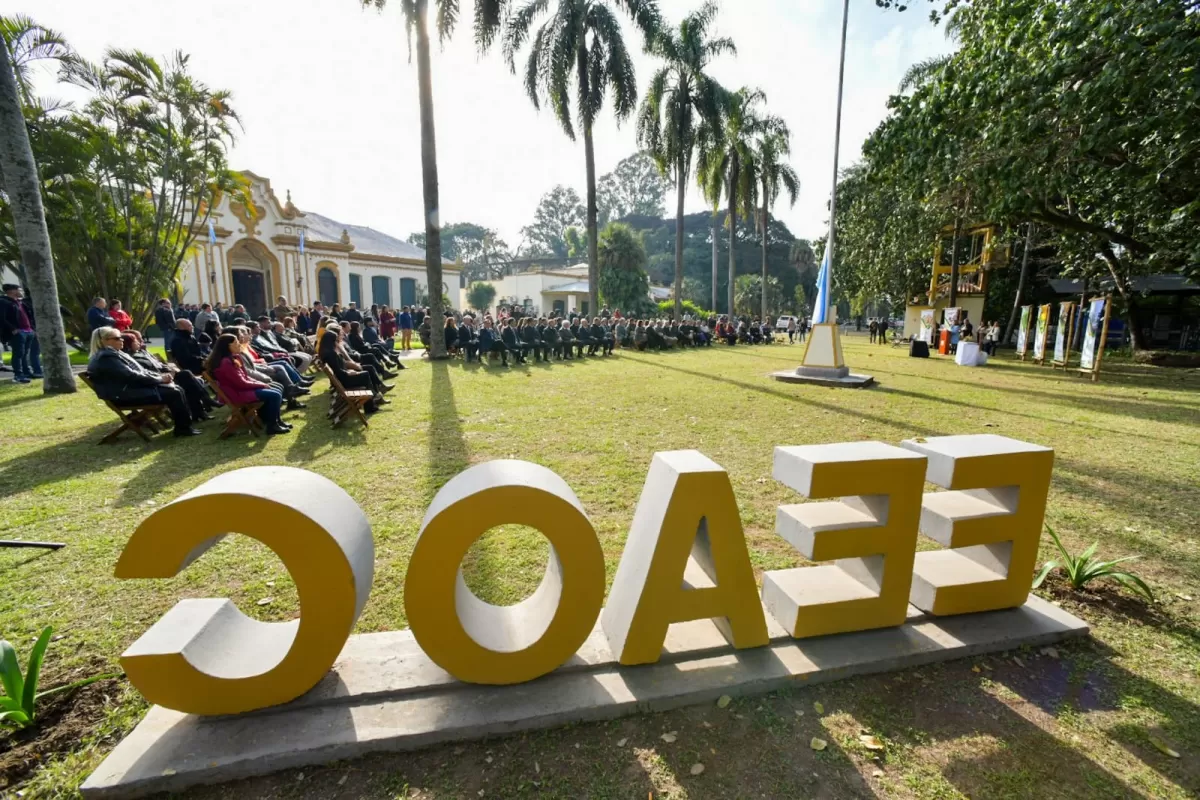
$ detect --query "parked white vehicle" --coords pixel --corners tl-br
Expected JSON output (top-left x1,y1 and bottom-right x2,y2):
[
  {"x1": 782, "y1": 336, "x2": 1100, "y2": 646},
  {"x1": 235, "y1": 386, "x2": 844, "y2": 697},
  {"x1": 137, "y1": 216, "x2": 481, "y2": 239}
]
[{"x1": 775, "y1": 315, "x2": 799, "y2": 331}]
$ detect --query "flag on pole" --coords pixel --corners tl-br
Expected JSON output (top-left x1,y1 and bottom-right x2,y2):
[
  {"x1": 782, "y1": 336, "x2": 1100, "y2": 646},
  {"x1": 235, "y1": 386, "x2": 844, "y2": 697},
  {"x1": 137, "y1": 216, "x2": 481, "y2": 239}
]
[
  {"x1": 299, "y1": 229, "x2": 306, "y2": 255},
  {"x1": 812, "y1": 249, "x2": 831, "y2": 324},
  {"x1": 207, "y1": 219, "x2": 216, "y2": 244}
]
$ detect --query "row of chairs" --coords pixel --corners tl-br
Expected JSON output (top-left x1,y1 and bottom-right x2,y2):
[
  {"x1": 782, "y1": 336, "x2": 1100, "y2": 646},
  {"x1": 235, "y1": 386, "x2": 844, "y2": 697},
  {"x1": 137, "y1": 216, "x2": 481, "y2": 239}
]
[{"x1": 82, "y1": 354, "x2": 375, "y2": 444}]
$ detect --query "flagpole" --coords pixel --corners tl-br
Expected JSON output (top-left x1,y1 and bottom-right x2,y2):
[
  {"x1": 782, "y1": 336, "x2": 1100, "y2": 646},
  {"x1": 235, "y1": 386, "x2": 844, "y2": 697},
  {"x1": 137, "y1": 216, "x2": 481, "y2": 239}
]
[{"x1": 825, "y1": 0, "x2": 851, "y2": 323}]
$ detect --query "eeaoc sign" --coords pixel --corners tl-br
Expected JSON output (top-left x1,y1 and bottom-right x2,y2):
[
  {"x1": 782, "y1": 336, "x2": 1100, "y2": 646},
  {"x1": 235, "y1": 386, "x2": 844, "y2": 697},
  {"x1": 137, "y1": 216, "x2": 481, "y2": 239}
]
[{"x1": 115, "y1": 434, "x2": 1052, "y2": 716}]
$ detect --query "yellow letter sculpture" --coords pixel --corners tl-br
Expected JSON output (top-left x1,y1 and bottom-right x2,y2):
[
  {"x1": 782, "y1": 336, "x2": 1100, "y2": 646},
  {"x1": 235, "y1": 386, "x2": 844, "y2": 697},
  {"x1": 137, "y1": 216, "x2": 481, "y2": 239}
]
[
  {"x1": 115, "y1": 467, "x2": 374, "y2": 715},
  {"x1": 405, "y1": 460, "x2": 605, "y2": 684},
  {"x1": 900, "y1": 434, "x2": 1054, "y2": 615},
  {"x1": 762, "y1": 442, "x2": 927, "y2": 638},
  {"x1": 601, "y1": 450, "x2": 768, "y2": 665}
]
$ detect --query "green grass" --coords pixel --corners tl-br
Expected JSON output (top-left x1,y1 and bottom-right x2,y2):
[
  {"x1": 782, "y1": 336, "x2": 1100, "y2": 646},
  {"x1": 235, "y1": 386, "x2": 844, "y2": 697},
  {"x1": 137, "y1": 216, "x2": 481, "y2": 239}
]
[{"x1": 2, "y1": 337, "x2": 1199, "y2": 798}]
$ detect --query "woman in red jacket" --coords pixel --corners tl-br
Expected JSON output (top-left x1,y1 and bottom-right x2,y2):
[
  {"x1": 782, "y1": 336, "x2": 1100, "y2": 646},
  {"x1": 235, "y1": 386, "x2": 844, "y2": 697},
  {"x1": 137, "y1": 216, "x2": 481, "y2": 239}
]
[
  {"x1": 205, "y1": 333, "x2": 290, "y2": 434},
  {"x1": 109, "y1": 299, "x2": 133, "y2": 331},
  {"x1": 379, "y1": 305, "x2": 397, "y2": 339}
]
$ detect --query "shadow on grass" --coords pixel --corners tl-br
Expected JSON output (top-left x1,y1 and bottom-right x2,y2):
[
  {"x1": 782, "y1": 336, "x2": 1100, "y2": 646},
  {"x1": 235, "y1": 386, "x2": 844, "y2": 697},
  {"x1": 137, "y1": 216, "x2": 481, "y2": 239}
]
[
  {"x1": 0, "y1": 420, "x2": 135, "y2": 496},
  {"x1": 427, "y1": 361, "x2": 469, "y2": 502}
]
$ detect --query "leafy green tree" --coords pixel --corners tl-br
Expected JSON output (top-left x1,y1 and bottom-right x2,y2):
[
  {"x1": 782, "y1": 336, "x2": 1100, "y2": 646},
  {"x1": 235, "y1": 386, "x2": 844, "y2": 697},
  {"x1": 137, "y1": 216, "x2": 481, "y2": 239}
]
[
  {"x1": 733, "y1": 273, "x2": 782, "y2": 318},
  {"x1": 361, "y1": 0, "x2": 508, "y2": 358},
  {"x1": 746, "y1": 125, "x2": 798, "y2": 320},
  {"x1": 409, "y1": 222, "x2": 513, "y2": 282},
  {"x1": 466, "y1": 281, "x2": 497, "y2": 312},
  {"x1": 700, "y1": 87, "x2": 779, "y2": 316},
  {"x1": 503, "y1": 0, "x2": 662, "y2": 318},
  {"x1": 868, "y1": 0, "x2": 1200, "y2": 350},
  {"x1": 637, "y1": 0, "x2": 734, "y2": 320},
  {"x1": 597, "y1": 221, "x2": 653, "y2": 314},
  {"x1": 0, "y1": 16, "x2": 74, "y2": 392},
  {"x1": 520, "y1": 185, "x2": 586, "y2": 258},
  {"x1": 597, "y1": 151, "x2": 670, "y2": 225}
]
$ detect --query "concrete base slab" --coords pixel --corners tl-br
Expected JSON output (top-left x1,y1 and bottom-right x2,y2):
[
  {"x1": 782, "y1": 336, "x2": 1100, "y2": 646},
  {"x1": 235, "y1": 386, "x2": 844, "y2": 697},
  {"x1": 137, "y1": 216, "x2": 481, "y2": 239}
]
[
  {"x1": 82, "y1": 596, "x2": 1086, "y2": 799},
  {"x1": 771, "y1": 369, "x2": 876, "y2": 388}
]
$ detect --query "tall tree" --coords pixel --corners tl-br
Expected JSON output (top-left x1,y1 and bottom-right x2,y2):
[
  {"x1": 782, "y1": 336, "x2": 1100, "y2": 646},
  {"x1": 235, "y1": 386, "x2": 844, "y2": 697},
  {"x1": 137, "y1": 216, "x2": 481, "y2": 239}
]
[
  {"x1": 520, "y1": 185, "x2": 586, "y2": 257},
  {"x1": 701, "y1": 86, "x2": 770, "y2": 317},
  {"x1": 0, "y1": 18, "x2": 74, "y2": 393},
  {"x1": 637, "y1": 0, "x2": 733, "y2": 320},
  {"x1": 597, "y1": 220, "x2": 653, "y2": 313},
  {"x1": 503, "y1": 0, "x2": 661, "y2": 317},
  {"x1": 362, "y1": 0, "x2": 507, "y2": 358},
  {"x1": 747, "y1": 125, "x2": 798, "y2": 319},
  {"x1": 596, "y1": 151, "x2": 670, "y2": 225}
]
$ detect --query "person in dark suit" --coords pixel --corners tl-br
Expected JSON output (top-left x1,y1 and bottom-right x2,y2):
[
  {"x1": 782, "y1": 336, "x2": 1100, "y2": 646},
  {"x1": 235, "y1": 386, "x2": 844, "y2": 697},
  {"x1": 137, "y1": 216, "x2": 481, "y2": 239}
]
[
  {"x1": 318, "y1": 330, "x2": 384, "y2": 412},
  {"x1": 154, "y1": 299, "x2": 177, "y2": 352},
  {"x1": 87, "y1": 297, "x2": 116, "y2": 333},
  {"x1": 122, "y1": 332, "x2": 214, "y2": 420},
  {"x1": 87, "y1": 327, "x2": 200, "y2": 437},
  {"x1": 457, "y1": 316, "x2": 478, "y2": 362},
  {"x1": 501, "y1": 318, "x2": 525, "y2": 364},
  {"x1": 589, "y1": 317, "x2": 613, "y2": 356},
  {"x1": 519, "y1": 318, "x2": 543, "y2": 362},
  {"x1": 477, "y1": 318, "x2": 508, "y2": 366},
  {"x1": 541, "y1": 318, "x2": 560, "y2": 360}
]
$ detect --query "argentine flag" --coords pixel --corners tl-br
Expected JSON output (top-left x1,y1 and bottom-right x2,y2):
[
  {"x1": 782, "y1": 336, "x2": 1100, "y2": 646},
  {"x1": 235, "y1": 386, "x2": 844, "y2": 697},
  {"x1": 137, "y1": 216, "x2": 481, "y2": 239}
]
[
  {"x1": 812, "y1": 248, "x2": 831, "y2": 324},
  {"x1": 207, "y1": 219, "x2": 216, "y2": 245},
  {"x1": 299, "y1": 229, "x2": 306, "y2": 255}
]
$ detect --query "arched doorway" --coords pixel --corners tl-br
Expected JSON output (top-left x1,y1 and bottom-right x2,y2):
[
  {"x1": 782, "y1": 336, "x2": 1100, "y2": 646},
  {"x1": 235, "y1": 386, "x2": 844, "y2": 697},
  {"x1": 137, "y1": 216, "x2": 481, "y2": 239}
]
[
  {"x1": 227, "y1": 239, "x2": 279, "y2": 318},
  {"x1": 318, "y1": 267, "x2": 339, "y2": 307}
]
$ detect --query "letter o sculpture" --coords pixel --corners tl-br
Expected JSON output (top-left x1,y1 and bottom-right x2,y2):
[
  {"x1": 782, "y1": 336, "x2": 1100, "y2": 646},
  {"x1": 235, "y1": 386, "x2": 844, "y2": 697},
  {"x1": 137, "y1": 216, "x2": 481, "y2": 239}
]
[
  {"x1": 115, "y1": 467, "x2": 374, "y2": 715},
  {"x1": 405, "y1": 460, "x2": 606, "y2": 685}
]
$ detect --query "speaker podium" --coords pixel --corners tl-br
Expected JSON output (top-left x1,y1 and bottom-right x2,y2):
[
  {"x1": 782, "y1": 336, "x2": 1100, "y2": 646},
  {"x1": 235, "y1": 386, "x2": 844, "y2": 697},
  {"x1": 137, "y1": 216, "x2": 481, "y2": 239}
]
[{"x1": 771, "y1": 323, "x2": 875, "y2": 387}]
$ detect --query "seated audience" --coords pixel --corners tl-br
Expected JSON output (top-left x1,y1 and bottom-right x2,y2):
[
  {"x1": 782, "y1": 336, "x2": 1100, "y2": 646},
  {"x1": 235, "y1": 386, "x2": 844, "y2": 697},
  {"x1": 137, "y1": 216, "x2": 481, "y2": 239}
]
[
  {"x1": 206, "y1": 333, "x2": 290, "y2": 434},
  {"x1": 87, "y1": 327, "x2": 200, "y2": 437},
  {"x1": 109, "y1": 299, "x2": 133, "y2": 332},
  {"x1": 122, "y1": 331, "x2": 214, "y2": 420}
]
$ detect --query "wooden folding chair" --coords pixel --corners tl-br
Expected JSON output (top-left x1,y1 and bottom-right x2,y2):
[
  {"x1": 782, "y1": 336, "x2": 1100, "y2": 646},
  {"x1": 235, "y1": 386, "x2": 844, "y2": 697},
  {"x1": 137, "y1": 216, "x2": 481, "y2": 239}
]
[
  {"x1": 202, "y1": 372, "x2": 265, "y2": 439},
  {"x1": 323, "y1": 364, "x2": 373, "y2": 429},
  {"x1": 79, "y1": 373, "x2": 169, "y2": 444}
]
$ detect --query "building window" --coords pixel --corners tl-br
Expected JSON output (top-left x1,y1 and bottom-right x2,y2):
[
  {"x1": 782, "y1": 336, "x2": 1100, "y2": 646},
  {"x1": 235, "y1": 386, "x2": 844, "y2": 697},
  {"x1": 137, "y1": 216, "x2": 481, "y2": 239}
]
[
  {"x1": 371, "y1": 276, "x2": 391, "y2": 307},
  {"x1": 400, "y1": 277, "x2": 417, "y2": 307},
  {"x1": 318, "y1": 267, "x2": 339, "y2": 307},
  {"x1": 349, "y1": 273, "x2": 362, "y2": 306}
]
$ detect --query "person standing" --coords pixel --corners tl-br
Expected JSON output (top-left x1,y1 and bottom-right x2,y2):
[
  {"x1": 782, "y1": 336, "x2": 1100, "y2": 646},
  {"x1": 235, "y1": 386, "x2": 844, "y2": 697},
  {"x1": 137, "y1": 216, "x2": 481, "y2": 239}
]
[
  {"x1": 155, "y1": 298, "x2": 176, "y2": 353},
  {"x1": 1, "y1": 284, "x2": 41, "y2": 383},
  {"x1": 109, "y1": 299, "x2": 133, "y2": 332},
  {"x1": 878, "y1": 318, "x2": 889, "y2": 345},
  {"x1": 87, "y1": 297, "x2": 115, "y2": 332},
  {"x1": 787, "y1": 316, "x2": 797, "y2": 343},
  {"x1": 398, "y1": 305, "x2": 414, "y2": 352},
  {"x1": 868, "y1": 318, "x2": 878, "y2": 344}
]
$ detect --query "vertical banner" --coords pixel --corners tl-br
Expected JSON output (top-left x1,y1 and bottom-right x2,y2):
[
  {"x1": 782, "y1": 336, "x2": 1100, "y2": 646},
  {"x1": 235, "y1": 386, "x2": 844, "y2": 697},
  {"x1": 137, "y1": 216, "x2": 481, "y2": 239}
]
[
  {"x1": 1015, "y1": 306, "x2": 1032, "y2": 359},
  {"x1": 919, "y1": 309, "x2": 935, "y2": 344},
  {"x1": 1079, "y1": 295, "x2": 1111, "y2": 381},
  {"x1": 1032, "y1": 304, "x2": 1051, "y2": 363},
  {"x1": 1052, "y1": 301, "x2": 1074, "y2": 368}
]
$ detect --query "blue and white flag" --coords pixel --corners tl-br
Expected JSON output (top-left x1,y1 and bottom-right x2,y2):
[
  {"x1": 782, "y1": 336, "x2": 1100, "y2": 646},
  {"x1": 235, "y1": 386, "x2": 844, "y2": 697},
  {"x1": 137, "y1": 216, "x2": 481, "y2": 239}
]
[
  {"x1": 207, "y1": 219, "x2": 216, "y2": 245},
  {"x1": 812, "y1": 248, "x2": 831, "y2": 324},
  {"x1": 299, "y1": 229, "x2": 306, "y2": 255}
]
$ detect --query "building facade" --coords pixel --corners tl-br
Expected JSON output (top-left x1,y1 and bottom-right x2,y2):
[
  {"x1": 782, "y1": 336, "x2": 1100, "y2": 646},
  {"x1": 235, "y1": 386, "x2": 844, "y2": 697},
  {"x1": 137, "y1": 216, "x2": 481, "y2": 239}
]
[
  {"x1": 185, "y1": 171, "x2": 458, "y2": 317},
  {"x1": 462, "y1": 265, "x2": 593, "y2": 316}
]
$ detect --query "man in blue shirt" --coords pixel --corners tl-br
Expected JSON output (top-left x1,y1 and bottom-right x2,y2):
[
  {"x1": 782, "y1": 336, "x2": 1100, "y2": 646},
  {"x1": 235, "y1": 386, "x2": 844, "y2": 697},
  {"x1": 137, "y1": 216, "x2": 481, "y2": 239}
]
[
  {"x1": 398, "y1": 305, "x2": 414, "y2": 352},
  {"x1": 87, "y1": 297, "x2": 115, "y2": 332}
]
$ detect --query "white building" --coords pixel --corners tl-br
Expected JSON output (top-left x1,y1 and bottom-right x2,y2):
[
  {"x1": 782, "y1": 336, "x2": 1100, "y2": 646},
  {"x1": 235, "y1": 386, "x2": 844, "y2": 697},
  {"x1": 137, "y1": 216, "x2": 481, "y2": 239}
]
[
  {"x1": 182, "y1": 170, "x2": 458, "y2": 315},
  {"x1": 463, "y1": 264, "x2": 594, "y2": 316}
]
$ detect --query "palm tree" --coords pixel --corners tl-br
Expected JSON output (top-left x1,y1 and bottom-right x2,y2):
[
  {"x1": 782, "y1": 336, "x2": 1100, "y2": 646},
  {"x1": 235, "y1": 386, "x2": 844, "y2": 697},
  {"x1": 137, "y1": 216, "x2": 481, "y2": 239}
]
[
  {"x1": 700, "y1": 86, "x2": 769, "y2": 318},
  {"x1": 503, "y1": 0, "x2": 661, "y2": 317},
  {"x1": 747, "y1": 126, "x2": 798, "y2": 320},
  {"x1": 637, "y1": 0, "x2": 733, "y2": 321},
  {"x1": 362, "y1": 1, "x2": 507, "y2": 358},
  {"x1": 0, "y1": 17, "x2": 75, "y2": 394}
]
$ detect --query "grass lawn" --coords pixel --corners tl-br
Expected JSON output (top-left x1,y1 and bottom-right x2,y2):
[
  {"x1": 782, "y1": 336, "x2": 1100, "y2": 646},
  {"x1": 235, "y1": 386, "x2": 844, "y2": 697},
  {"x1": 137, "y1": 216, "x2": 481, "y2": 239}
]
[{"x1": 1, "y1": 337, "x2": 1198, "y2": 798}]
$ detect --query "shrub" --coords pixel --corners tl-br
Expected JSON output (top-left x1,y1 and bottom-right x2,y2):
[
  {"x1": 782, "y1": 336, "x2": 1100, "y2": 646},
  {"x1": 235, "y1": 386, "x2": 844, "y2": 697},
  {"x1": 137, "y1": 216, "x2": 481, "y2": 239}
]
[{"x1": 1033, "y1": 525, "x2": 1154, "y2": 602}]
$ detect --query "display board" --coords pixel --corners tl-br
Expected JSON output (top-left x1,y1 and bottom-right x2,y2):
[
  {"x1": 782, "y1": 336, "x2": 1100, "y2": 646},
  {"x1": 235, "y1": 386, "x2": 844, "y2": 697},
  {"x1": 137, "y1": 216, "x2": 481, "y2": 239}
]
[
  {"x1": 1078, "y1": 295, "x2": 1111, "y2": 382},
  {"x1": 919, "y1": 309, "x2": 935, "y2": 344},
  {"x1": 1032, "y1": 304, "x2": 1051, "y2": 364},
  {"x1": 1052, "y1": 301, "x2": 1075, "y2": 369},
  {"x1": 1015, "y1": 305, "x2": 1032, "y2": 360}
]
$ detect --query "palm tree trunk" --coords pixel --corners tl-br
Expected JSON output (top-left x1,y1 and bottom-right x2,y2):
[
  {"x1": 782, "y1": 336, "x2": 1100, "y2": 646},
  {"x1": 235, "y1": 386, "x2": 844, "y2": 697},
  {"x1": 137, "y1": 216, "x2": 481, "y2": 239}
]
[
  {"x1": 0, "y1": 43, "x2": 75, "y2": 394},
  {"x1": 947, "y1": 202, "x2": 963, "y2": 309},
  {"x1": 1003, "y1": 222, "x2": 1036, "y2": 345},
  {"x1": 414, "y1": 0, "x2": 446, "y2": 358},
  {"x1": 760, "y1": 196, "x2": 768, "y2": 321},
  {"x1": 583, "y1": 122, "x2": 599, "y2": 318},
  {"x1": 727, "y1": 155, "x2": 738, "y2": 318},
  {"x1": 711, "y1": 212, "x2": 718, "y2": 313},
  {"x1": 673, "y1": 162, "x2": 685, "y2": 320}
]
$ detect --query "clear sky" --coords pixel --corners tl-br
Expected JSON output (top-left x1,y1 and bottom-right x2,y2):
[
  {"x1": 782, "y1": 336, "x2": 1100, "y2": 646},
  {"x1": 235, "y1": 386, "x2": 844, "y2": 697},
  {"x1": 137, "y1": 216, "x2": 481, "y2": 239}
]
[{"x1": 24, "y1": 0, "x2": 952, "y2": 248}]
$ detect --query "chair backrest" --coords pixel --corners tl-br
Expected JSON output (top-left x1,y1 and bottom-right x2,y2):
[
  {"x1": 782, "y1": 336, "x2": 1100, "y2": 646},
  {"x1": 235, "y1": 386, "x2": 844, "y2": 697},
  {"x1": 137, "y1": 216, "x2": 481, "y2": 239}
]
[
  {"x1": 202, "y1": 371, "x2": 237, "y2": 408},
  {"x1": 323, "y1": 363, "x2": 349, "y2": 396}
]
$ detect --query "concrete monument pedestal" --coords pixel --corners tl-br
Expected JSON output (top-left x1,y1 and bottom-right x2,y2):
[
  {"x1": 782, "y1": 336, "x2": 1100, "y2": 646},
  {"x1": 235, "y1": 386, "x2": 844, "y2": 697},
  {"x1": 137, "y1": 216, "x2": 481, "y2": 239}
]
[
  {"x1": 82, "y1": 594, "x2": 1086, "y2": 799},
  {"x1": 771, "y1": 323, "x2": 874, "y2": 387}
]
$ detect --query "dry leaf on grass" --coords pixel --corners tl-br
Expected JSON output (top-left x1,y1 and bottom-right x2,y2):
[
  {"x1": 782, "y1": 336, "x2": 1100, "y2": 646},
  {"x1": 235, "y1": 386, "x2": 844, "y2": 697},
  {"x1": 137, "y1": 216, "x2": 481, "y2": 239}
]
[
  {"x1": 813, "y1": 701, "x2": 825, "y2": 714},
  {"x1": 717, "y1": 695, "x2": 731, "y2": 708},
  {"x1": 690, "y1": 763, "x2": 705, "y2": 776},
  {"x1": 859, "y1": 734, "x2": 885, "y2": 751},
  {"x1": 256, "y1": 597, "x2": 273, "y2": 606},
  {"x1": 810, "y1": 737, "x2": 828, "y2": 751},
  {"x1": 661, "y1": 731, "x2": 677, "y2": 743},
  {"x1": 616, "y1": 738, "x2": 628, "y2": 747},
  {"x1": 1148, "y1": 733, "x2": 1181, "y2": 758}
]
